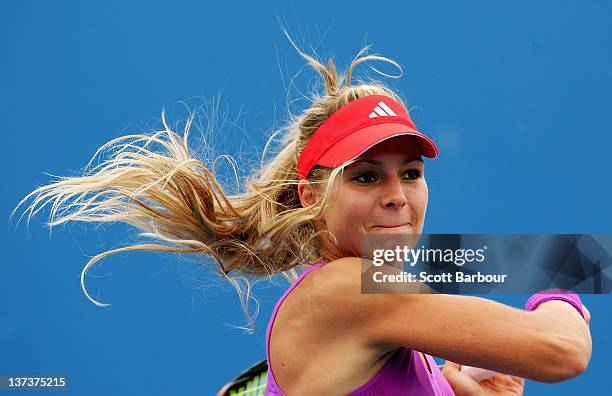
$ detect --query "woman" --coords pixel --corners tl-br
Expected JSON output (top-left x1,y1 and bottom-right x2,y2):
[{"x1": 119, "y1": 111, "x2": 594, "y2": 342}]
[
  {"x1": 261, "y1": 63, "x2": 590, "y2": 394},
  {"x1": 14, "y1": 31, "x2": 591, "y2": 395}
]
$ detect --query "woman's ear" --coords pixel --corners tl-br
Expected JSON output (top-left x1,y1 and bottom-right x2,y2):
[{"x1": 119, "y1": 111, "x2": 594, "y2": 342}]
[
  {"x1": 298, "y1": 179, "x2": 327, "y2": 227},
  {"x1": 297, "y1": 179, "x2": 316, "y2": 208}
]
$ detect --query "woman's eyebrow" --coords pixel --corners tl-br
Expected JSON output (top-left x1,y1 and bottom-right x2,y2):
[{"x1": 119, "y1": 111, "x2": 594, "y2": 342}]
[{"x1": 351, "y1": 157, "x2": 424, "y2": 166}]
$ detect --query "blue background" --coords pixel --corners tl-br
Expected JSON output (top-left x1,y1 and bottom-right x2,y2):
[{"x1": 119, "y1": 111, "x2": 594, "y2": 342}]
[{"x1": 2, "y1": 0, "x2": 611, "y2": 394}]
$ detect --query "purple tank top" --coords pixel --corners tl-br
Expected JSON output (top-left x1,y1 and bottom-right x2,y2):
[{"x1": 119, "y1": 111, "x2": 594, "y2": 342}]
[{"x1": 264, "y1": 263, "x2": 456, "y2": 395}]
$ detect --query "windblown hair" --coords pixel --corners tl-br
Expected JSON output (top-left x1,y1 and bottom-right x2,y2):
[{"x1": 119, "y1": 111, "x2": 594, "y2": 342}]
[{"x1": 12, "y1": 28, "x2": 409, "y2": 331}]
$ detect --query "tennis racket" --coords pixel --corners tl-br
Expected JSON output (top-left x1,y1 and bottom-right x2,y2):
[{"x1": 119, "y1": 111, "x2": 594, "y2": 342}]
[{"x1": 217, "y1": 359, "x2": 268, "y2": 396}]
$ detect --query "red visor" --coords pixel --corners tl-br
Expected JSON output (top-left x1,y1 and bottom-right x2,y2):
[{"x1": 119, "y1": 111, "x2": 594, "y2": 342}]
[{"x1": 297, "y1": 94, "x2": 439, "y2": 180}]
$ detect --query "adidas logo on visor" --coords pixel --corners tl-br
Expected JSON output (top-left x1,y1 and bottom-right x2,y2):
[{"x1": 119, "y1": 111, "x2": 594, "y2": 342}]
[{"x1": 368, "y1": 101, "x2": 398, "y2": 118}]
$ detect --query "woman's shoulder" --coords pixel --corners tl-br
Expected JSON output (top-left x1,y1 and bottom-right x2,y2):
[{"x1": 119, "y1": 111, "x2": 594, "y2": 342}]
[
  {"x1": 282, "y1": 257, "x2": 378, "y2": 343},
  {"x1": 306, "y1": 257, "x2": 367, "y2": 304},
  {"x1": 283, "y1": 258, "x2": 361, "y2": 315},
  {"x1": 273, "y1": 257, "x2": 367, "y2": 343},
  {"x1": 309, "y1": 257, "x2": 363, "y2": 288},
  {"x1": 269, "y1": 257, "x2": 395, "y2": 393}
]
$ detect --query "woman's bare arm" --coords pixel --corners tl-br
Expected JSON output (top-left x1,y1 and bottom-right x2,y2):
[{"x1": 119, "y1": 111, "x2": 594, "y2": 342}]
[{"x1": 311, "y1": 257, "x2": 592, "y2": 384}]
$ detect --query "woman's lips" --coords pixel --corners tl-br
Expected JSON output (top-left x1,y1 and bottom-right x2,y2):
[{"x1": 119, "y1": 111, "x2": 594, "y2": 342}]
[{"x1": 370, "y1": 223, "x2": 412, "y2": 231}]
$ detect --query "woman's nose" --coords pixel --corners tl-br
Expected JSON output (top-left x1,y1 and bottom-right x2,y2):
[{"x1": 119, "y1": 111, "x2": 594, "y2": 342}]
[{"x1": 381, "y1": 176, "x2": 408, "y2": 208}]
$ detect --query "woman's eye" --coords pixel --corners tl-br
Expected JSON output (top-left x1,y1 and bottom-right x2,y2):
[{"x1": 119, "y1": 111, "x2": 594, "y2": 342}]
[
  {"x1": 404, "y1": 169, "x2": 422, "y2": 180},
  {"x1": 353, "y1": 170, "x2": 422, "y2": 183},
  {"x1": 353, "y1": 169, "x2": 421, "y2": 183},
  {"x1": 354, "y1": 173, "x2": 377, "y2": 183}
]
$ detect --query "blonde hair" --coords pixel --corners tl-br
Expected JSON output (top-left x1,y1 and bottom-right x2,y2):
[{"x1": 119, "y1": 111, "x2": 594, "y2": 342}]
[{"x1": 12, "y1": 28, "x2": 410, "y2": 331}]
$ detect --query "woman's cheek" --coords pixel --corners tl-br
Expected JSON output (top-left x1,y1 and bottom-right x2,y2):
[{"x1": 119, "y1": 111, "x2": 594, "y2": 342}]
[{"x1": 347, "y1": 203, "x2": 370, "y2": 226}]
